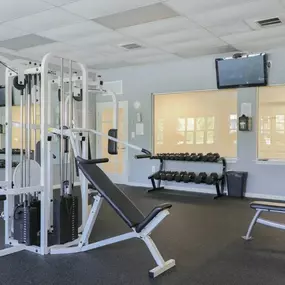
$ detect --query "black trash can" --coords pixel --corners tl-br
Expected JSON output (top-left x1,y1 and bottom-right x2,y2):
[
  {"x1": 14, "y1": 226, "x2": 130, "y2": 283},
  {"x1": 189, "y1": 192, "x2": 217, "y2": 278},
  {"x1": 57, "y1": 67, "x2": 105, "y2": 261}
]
[{"x1": 226, "y1": 171, "x2": 248, "y2": 198}]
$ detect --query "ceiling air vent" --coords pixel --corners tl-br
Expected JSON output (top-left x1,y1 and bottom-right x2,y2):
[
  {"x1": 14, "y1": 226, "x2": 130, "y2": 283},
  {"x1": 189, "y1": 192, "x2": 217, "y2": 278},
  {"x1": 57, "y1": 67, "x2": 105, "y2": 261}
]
[
  {"x1": 120, "y1": 43, "x2": 143, "y2": 50},
  {"x1": 257, "y1": 17, "x2": 282, "y2": 27}
]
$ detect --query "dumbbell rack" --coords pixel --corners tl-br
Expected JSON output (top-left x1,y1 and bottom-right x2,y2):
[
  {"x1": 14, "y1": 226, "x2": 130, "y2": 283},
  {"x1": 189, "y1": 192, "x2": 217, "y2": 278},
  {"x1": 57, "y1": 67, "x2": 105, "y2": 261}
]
[
  {"x1": 148, "y1": 157, "x2": 165, "y2": 192},
  {"x1": 147, "y1": 154, "x2": 227, "y2": 199}
]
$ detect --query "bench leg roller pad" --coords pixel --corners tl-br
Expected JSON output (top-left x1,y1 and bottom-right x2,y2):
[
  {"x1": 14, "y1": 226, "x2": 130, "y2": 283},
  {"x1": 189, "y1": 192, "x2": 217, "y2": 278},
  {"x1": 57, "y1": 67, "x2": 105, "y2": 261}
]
[{"x1": 149, "y1": 259, "x2": 176, "y2": 278}]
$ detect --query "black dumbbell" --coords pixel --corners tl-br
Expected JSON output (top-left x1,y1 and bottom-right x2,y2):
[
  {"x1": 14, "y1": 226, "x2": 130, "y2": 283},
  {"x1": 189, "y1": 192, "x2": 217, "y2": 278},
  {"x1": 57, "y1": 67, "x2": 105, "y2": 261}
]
[
  {"x1": 175, "y1": 171, "x2": 187, "y2": 182},
  {"x1": 177, "y1": 153, "x2": 186, "y2": 161},
  {"x1": 202, "y1": 153, "x2": 213, "y2": 162},
  {"x1": 182, "y1": 153, "x2": 189, "y2": 160},
  {"x1": 163, "y1": 153, "x2": 171, "y2": 160},
  {"x1": 0, "y1": 160, "x2": 5, "y2": 168},
  {"x1": 166, "y1": 171, "x2": 179, "y2": 181},
  {"x1": 183, "y1": 172, "x2": 196, "y2": 183},
  {"x1": 185, "y1": 153, "x2": 195, "y2": 161},
  {"x1": 205, "y1": 173, "x2": 219, "y2": 185},
  {"x1": 169, "y1": 153, "x2": 176, "y2": 160},
  {"x1": 12, "y1": 162, "x2": 19, "y2": 168},
  {"x1": 192, "y1": 153, "x2": 203, "y2": 161},
  {"x1": 157, "y1": 153, "x2": 165, "y2": 160},
  {"x1": 195, "y1": 172, "x2": 208, "y2": 184},
  {"x1": 173, "y1": 153, "x2": 181, "y2": 161},
  {"x1": 208, "y1": 153, "x2": 220, "y2": 162},
  {"x1": 153, "y1": 172, "x2": 162, "y2": 180},
  {"x1": 160, "y1": 171, "x2": 171, "y2": 181}
]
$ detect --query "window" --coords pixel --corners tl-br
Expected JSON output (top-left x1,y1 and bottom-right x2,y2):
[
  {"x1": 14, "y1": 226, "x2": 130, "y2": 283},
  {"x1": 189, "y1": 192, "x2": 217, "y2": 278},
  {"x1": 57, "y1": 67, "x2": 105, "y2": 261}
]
[
  {"x1": 153, "y1": 90, "x2": 237, "y2": 157},
  {"x1": 12, "y1": 105, "x2": 40, "y2": 150},
  {"x1": 258, "y1": 86, "x2": 285, "y2": 159}
]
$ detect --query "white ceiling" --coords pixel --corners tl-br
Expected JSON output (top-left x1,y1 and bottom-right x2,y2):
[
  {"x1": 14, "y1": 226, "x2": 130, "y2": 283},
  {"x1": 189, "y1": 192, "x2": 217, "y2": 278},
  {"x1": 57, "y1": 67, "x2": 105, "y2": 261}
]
[{"x1": 0, "y1": 0, "x2": 284, "y2": 69}]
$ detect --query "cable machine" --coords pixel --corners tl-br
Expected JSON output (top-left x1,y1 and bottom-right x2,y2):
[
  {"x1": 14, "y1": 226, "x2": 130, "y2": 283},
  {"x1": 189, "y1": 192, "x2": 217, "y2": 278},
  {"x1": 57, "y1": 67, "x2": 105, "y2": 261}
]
[{"x1": 0, "y1": 53, "x2": 118, "y2": 256}]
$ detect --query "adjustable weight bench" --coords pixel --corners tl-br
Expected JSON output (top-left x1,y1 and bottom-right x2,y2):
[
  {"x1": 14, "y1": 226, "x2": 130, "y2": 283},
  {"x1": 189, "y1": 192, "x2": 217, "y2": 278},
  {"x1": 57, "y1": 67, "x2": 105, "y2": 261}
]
[
  {"x1": 243, "y1": 201, "x2": 285, "y2": 240},
  {"x1": 51, "y1": 157, "x2": 175, "y2": 278}
]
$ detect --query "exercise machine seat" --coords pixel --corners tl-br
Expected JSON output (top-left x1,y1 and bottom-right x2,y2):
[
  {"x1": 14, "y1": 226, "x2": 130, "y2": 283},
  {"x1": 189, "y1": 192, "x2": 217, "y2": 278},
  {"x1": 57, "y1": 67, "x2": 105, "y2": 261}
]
[
  {"x1": 251, "y1": 201, "x2": 285, "y2": 212},
  {"x1": 77, "y1": 157, "x2": 172, "y2": 232}
]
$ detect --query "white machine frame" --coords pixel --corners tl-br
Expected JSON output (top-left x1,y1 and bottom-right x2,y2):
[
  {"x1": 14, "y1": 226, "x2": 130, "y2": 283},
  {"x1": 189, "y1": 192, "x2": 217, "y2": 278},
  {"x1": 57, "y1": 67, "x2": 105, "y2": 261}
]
[{"x1": 0, "y1": 53, "x2": 175, "y2": 278}]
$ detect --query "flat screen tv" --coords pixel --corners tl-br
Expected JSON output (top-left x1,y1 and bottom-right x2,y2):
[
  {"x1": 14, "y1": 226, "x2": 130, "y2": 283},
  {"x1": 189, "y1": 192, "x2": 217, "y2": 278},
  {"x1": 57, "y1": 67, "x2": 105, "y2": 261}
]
[{"x1": 215, "y1": 53, "x2": 268, "y2": 89}]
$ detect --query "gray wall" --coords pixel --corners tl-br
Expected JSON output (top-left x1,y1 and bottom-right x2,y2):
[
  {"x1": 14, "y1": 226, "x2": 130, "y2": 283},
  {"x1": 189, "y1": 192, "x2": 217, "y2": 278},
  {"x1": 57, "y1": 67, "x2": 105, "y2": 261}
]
[{"x1": 98, "y1": 48, "x2": 285, "y2": 198}]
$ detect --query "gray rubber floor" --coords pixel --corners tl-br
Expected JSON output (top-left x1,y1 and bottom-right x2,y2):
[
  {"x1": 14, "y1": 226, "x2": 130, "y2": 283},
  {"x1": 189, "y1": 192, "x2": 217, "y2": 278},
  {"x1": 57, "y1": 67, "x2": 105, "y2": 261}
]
[{"x1": 0, "y1": 186, "x2": 285, "y2": 285}]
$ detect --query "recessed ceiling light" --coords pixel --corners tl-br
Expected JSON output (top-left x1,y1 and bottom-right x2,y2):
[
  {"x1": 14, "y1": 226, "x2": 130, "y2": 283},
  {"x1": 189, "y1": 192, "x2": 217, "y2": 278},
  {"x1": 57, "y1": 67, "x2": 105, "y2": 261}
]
[{"x1": 119, "y1": 43, "x2": 144, "y2": 50}]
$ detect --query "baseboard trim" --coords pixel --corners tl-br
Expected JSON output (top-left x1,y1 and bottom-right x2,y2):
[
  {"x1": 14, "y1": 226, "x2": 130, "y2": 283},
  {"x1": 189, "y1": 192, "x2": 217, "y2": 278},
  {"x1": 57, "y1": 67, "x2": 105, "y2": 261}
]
[
  {"x1": 244, "y1": 193, "x2": 285, "y2": 201},
  {"x1": 126, "y1": 182, "x2": 217, "y2": 195},
  {"x1": 52, "y1": 181, "x2": 285, "y2": 202},
  {"x1": 126, "y1": 182, "x2": 285, "y2": 201}
]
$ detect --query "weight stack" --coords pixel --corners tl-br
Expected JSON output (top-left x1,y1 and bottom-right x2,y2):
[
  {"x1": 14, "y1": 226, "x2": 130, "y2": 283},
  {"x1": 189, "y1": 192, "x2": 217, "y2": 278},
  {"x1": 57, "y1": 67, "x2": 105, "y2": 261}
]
[
  {"x1": 53, "y1": 195, "x2": 78, "y2": 245},
  {"x1": 14, "y1": 202, "x2": 41, "y2": 246}
]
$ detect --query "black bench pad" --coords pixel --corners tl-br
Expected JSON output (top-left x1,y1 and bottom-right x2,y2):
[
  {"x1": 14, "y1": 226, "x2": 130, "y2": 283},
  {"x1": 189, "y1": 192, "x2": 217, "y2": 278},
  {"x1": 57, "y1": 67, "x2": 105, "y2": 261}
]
[
  {"x1": 77, "y1": 157, "x2": 172, "y2": 232},
  {"x1": 251, "y1": 201, "x2": 285, "y2": 212},
  {"x1": 136, "y1": 204, "x2": 172, "y2": 233}
]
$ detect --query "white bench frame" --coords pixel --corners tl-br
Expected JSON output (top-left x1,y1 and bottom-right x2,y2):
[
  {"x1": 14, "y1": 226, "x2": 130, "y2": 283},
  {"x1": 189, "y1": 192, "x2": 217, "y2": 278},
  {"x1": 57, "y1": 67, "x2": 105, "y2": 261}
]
[
  {"x1": 50, "y1": 195, "x2": 176, "y2": 278},
  {"x1": 242, "y1": 203, "x2": 285, "y2": 241}
]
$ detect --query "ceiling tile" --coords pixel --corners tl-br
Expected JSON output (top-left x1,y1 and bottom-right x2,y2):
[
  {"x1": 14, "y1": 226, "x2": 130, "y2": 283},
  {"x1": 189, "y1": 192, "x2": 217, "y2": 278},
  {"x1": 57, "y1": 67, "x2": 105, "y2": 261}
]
[
  {"x1": 125, "y1": 53, "x2": 179, "y2": 64},
  {"x1": 0, "y1": 34, "x2": 55, "y2": 51},
  {"x1": 89, "y1": 61, "x2": 129, "y2": 70},
  {"x1": 142, "y1": 27, "x2": 214, "y2": 45},
  {"x1": 207, "y1": 22, "x2": 252, "y2": 37},
  {"x1": 161, "y1": 38, "x2": 226, "y2": 53},
  {"x1": 0, "y1": 23, "x2": 29, "y2": 41},
  {"x1": 166, "y1": 0, "x2": 250, "y2": 16},
  {"x1": 19, "y1": 42, "x2": 77, "y2": 59},
  {"x1": 119, "y1": 16, "x2": 197, "y2": 38},
  {"x1": 62, "y1": 0, "x2": 162, "y2": 20},
  {"x1": 42, "y1": 0, "x2": 80, "y2": 6},
  {"x1": 92, "y1": 44, "x2": 129, "y2": 55},
  {"x1": 62, "y1": 50, "x2": 107, "y2": 63},
  {"x1": 191, "y1": 0, "x2": 285, "y2": 27},
  {"x1": 119, "y1": 48, "x2": 167, "y2": 60},
  {"x1": 221, "y1": 25, "x2": 285, "y2": 45},
  {"x1": 175, "y1": 45, "x2": 239, "y2": 58},
  {"x1": 66, "y1": 31, "x2": 127, "y2": 47},
  {"x1": 0, "y1": 51, "x2": 31, "y2": 61},
  {"x1": 37, "y1": 21, "x2": 110, "y2": 42},
  {"x1": 92, "y1": 3, "x2": 179, "y2": 30},
  {"x1": 6, "y1": 7, "x2": 85, "y2": 33},
  {"x1": 233, "y1": 36, "x2": 285, "y2": 52},
  {"x1": 0, "y1": 0, "x2": 53, "y2": 22}
]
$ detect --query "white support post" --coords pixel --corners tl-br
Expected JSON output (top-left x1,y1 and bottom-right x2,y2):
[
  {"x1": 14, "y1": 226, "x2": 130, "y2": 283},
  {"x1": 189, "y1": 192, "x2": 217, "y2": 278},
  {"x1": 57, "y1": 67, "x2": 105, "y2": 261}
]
[
  {"x1": 140, "y1": 210, "x2": 169, "y2": 236},
  {"x1": 142, "y1": 236, "x2": 176, "y2": 278},
  {"x1": 40, "y1": 53, "x2": 52, "y2": 255},
  {"x1": 79, "y1": 196, "x2": 103, "y2": 248},
  {"x1": 46, "y1": 78, "x2": 53, "y2": 231},
  {"x1": 78, "y1": 63, "x2": 89, "y2": 229},
  {"x1": 242, "y1": 209, "x2": 262, "y2": 241},
  {"x1": 4, "y1": 69, "x2": 14, "y2": 245},
  {"x1": 257, "y1": 218, "x2": 285, "y2": 230},
  {"x1": 81, "y1": 232, "x2": 138, "y2": 252}
]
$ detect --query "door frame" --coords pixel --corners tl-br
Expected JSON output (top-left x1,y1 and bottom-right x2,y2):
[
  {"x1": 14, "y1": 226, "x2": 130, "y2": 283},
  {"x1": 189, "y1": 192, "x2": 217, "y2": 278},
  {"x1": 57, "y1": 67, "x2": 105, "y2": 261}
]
[{"x1": 96, "y1": 101, "x2": 129, "y2": 184}]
